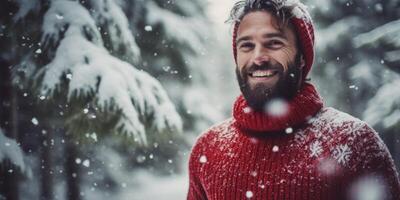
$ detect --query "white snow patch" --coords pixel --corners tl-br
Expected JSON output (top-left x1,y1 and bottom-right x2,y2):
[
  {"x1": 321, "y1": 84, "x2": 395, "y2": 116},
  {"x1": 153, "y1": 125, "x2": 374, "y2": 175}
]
[
  {"x1": 364, "y1": 79, "x2": 400, "y2": 128},
  {"x1": 0, "y1": 129, "x2": 30, "y2": 177},
  {"x1": 88, "y1": 0, "x2": 140, "y2": 62}
]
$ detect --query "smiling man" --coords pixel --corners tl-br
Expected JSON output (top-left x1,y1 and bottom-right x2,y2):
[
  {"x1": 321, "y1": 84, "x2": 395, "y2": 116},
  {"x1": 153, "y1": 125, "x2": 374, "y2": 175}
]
[{"x1": 187, "y1": 0, "x2": 400, "y2": 199}]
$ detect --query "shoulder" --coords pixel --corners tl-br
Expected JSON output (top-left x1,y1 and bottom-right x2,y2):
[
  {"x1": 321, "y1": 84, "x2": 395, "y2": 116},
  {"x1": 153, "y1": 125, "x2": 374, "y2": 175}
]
[
  {"x1": 308, "y1": 107, "x2": 373, "y2": 137},
  {"x1": 308, "y1": 107, "x2": 390, "y2": 165},
  {"x1": 190, "y1": 118, "x2": 236, "y2": 153},
  {"x1": 188, "y1": 118, "x2": 236, "y2": 171},
  {"x1": 311, "y1": 107, "x2": 365, "y2": 127}
]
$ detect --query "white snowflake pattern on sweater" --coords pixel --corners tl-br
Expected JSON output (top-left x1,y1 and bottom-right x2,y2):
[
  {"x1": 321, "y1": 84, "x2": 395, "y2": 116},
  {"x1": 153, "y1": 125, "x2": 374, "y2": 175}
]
[
  {"x1": 332, "y1": 144, "x2": 352, "y2": 165},
  {"x1": 310, "y1": 140, "x2": 323, "y2": 157}
]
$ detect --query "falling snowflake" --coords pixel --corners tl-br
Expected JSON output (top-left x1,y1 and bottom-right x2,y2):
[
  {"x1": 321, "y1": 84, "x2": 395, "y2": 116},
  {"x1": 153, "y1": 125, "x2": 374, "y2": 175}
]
[
  {"x1": 332, "y1": 144, "x2": 352, "y2": 165},
  {"x1": 245, "y1": 191, "x2": 253, "y2": 198},
  {"x1": 310, "y1": 140, "x2": 323, "y2": 157},
  {"x1": 285, "y1": 127, "x2": 293, "y2": 134},
  {"x1": 272, "y1": 145, "x2": 279, "y2": 152},
  {"x1": 199, "y1": 155, "x2": 207, "y2": 163}
]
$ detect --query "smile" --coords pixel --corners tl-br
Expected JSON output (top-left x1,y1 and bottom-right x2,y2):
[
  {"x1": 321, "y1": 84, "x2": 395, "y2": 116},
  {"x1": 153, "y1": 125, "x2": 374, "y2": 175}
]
[{"x1": 249, "y1": 69, "x2": 279, "y2": 78}]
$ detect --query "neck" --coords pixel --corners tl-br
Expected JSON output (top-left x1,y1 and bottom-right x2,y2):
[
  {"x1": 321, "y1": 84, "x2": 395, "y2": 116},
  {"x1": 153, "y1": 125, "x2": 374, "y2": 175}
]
[{"x1": 233, "y1": 82, "x2": 323, "y2": 133}]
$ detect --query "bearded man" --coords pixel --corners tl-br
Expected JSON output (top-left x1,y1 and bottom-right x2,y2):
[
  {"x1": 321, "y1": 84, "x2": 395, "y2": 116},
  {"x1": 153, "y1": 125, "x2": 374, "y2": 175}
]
[{"x1": 187, "y1": 0, "x2": 400, "y2": 199}]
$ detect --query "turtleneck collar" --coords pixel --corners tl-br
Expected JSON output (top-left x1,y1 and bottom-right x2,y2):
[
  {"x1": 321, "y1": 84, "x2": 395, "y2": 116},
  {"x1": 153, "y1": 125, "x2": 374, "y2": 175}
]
[{"x1": 233, "y1": 82, "x2": 323, "y2": 133}]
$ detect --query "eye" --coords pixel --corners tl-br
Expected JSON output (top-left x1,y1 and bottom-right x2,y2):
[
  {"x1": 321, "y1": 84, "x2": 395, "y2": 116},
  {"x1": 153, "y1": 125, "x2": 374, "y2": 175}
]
[
  {"x1": 266, "y1": 40, "x2": 284, "y2": 49},
  {"x1": 238, "y1": 42, "x2": 254, "y2": 51}
]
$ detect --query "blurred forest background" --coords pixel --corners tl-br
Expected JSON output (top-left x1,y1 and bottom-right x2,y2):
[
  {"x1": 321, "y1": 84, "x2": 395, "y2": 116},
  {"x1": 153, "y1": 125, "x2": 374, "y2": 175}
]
[{"x1": 0, "y1": 0, "x2": 399, "y2": 199}]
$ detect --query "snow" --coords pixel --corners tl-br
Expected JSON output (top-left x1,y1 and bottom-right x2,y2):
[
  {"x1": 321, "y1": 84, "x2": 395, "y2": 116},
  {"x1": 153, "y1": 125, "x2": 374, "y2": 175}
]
[
  {"x1": 116, "y1": 169, "x2": 187, "y2": 200},
  {"x1": 199, "y1": 155, "x2": 207, "y2": 163},
  {"x1": 13, "y1": 0, "x2": 39, "y2": 21},
  {"x1": 285, "y1": 127, "x2": 293, "y2": 134},
  {"x1": 364, "y1": 79, "x2": 400, "y2": 128},
  {"x1": 272, "y1": 145, "x2": 279, "y2": 152},
  {"x1": 0, "y1": 129, "x2": 30, "y2": 177},
  {"x1": 41, "y1": 0, "x2": 103, "y2": 48},
  {"x1": 31, "y1": 117, "x2": 39, "y2": 126},
  {"x1": 349, "y1": 175, "x2": 387, "y2": 200},
  {"x1": 384, "y1": 49, "x2": 400, "y2": 63},
  {"x1": 294, "y1": 107, "x2": 373, "y2": 167},
  {"x1": 144, "y1": 25, "x2": 153, "y2": 32},
  {"x1": 354, "y1": 19, "x2": 400, "y2": 48},
  {"x1": 88, "y1": 0, "x2": 140, "y2": 63},
  {"x1": 145, "y1": 1, "x2": 207, "y2": 53},
  {"x1": 284, "y1": 0, "x2": 312, "y2": 22},
  {"x1": 349, "y1": 61, "x2": 380, "y2": 89},
  {"x1": 82, "y1": 159, "x2": 90, "y2": 167},
  {"x1": 37, "y1": 0, "x2": 182, "y2": 145},
  {"x1": 245, "y1": 190, "x2": 254, "y2": 198},
  {"x1": 316, "y1": 16, "x2": 362, "y2": 51},
  {"x1": 265, "y1": 99, "x2": 288, "y2": 117}
]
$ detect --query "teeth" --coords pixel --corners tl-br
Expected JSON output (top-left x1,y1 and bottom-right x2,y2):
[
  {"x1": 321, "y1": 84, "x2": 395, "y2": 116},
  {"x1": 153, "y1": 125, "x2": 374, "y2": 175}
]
[{"x1": 251, "y1": 70, "x2": 276, "y2": 77}]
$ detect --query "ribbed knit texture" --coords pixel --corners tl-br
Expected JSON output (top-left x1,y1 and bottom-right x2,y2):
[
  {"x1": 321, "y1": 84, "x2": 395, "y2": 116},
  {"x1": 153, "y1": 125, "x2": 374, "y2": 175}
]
[
  {"x1": 233, "y1": 82, "x2": 322, "y2": 132},
  {"x1": 187, "y1": 97, "x2": 400, "y2": 199}
]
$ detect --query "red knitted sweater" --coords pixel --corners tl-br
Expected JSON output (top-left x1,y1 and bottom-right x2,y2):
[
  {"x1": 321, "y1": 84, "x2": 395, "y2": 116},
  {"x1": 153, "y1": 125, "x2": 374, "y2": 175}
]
[{"x1": 187, "y1": 84, "x2": 400, "y2": 200}]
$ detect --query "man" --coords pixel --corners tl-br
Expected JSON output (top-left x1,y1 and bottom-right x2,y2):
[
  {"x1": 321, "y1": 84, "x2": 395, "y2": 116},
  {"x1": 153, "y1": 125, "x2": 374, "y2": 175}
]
[{"x1": 187, "y1": 0, "x2": 400, "y2": 199}]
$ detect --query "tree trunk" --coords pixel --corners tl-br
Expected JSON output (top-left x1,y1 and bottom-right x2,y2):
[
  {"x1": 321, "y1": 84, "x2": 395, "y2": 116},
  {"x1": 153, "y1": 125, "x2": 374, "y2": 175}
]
[
  {"x1": 65, "y1": 138, "x2": 81, "y2": 200},
  {"x1": 40, "y1": 126, "x2": 54, "y2": 200},
  {"x1": 0, "y1": 58, "x2": 20, "y2": 200}
]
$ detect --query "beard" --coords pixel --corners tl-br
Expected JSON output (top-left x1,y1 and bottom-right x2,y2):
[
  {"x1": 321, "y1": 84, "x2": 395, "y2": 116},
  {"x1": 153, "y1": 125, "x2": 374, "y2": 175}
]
[{"x1": 236, "y1": 53, "x2": 303, "y2": 111}]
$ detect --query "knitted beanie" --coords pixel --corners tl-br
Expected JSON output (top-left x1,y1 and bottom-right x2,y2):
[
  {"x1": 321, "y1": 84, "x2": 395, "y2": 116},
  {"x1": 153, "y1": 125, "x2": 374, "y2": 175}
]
[{"x1": 232, "y1": 0, "x2": 315, "y2": 78}]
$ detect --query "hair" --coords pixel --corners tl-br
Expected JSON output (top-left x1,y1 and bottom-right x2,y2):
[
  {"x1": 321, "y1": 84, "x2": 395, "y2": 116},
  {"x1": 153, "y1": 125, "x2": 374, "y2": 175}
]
[{"x1": 226, "y1": 0, "x2": 294, "y2": 28}]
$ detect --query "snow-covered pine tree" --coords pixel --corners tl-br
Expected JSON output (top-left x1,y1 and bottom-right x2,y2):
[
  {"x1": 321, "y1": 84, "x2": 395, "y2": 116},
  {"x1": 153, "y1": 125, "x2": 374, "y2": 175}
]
[
  {"x1": 2, "y1": 0, "x2": 183, "y2": 199},
  {"x1": 306, "y1": 0, "x2": 400, "y2": 167},
  {"x1": 122, "y1": 0, "x2": 225, "y2": 135},
  {"x1": 0, "y1": 129, "x2": 29, "y2": 199},
  {"x1": 32, "y1": 0, "x2": 182, "y2": 145}
]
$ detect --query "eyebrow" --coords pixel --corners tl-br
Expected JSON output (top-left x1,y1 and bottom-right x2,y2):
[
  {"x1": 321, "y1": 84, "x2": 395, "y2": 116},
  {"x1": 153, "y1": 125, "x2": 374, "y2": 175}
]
[{"x1": 236, "y1": 33, "x2": 287, "y2": 44}]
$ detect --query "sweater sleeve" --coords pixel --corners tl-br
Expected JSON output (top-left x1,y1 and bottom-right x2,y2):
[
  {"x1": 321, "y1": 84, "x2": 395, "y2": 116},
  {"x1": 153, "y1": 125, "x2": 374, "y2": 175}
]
[
  {"x1": 187, "y1": 134, "x2": 208, "y2": 200},
  {"x1": 349, "y1": 124, "x2": 400, "y2": 200}
]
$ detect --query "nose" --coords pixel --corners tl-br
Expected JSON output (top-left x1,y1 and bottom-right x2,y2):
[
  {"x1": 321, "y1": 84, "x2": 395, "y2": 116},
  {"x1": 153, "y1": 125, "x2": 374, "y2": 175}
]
[{"x1": 252, "y1": 48, "x2": 270, "y2": 66}]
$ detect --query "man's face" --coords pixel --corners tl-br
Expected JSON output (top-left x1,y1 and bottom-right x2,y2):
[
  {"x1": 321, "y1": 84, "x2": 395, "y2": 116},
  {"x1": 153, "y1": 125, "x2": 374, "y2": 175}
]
[{"x1": 235, "y1": 11, "x2": 303, "y2": 110}]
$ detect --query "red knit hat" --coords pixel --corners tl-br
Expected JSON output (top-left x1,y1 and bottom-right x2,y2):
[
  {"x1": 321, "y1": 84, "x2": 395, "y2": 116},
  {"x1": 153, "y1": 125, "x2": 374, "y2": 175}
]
[{"x1": 232, "y1": 0, "x2": 315, "y2": 78}]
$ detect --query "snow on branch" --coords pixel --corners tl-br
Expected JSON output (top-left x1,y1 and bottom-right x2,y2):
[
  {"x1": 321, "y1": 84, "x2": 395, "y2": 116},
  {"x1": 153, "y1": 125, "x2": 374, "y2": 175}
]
[
  {"x1": 0, "y1": 129, "x2": 30, "y2": 177},
  {"x1": 354, "y1": 19, "x2": 400, "y2": 48},
  {"x1": 13, "y1": 0, "x2": 40, "y2": 21},
  {"x1": 88, "y1": 0, "x2": 140, "y2": 63},
  {"x1": 316, "y1": 16, "x2": 362, "y2": 51},
  {"x1": 36, "y1": 0, "x2": 182, "y2": 146},
  {"x1": 364, "y1": 78, "x2": 400, "y2": 129},
  {"x1": 41, "y1": 0, "x2": 103, "y2": 49}
]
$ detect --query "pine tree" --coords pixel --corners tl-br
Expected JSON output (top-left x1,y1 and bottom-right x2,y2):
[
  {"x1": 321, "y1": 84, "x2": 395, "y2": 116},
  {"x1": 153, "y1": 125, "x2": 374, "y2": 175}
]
[
  {"x1": 1, "y1": 0, "x2": 184, "y2": 199},
  {"x1": 122, "y1": 0, "x2": 225, "y2": 134}
]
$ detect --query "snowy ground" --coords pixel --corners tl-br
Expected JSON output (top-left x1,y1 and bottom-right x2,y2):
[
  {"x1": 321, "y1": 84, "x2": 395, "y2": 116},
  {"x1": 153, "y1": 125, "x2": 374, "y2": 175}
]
[{"x1": 116, "y1": 169, "x2": 188, "y2": 200}]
